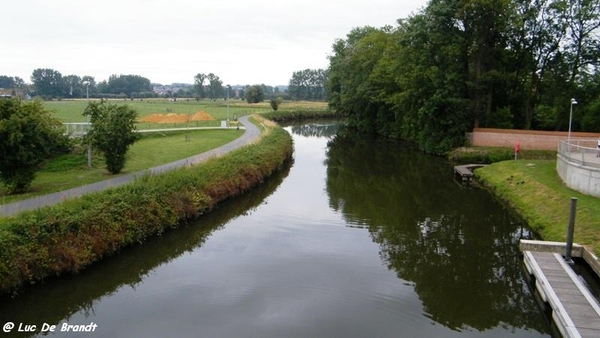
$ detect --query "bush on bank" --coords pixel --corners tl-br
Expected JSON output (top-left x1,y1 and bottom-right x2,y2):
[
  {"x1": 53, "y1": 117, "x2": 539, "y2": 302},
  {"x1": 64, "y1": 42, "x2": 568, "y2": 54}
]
[
  {"x1": 449, "y1": 147, "x2": 557, "y2": 164},
  {"x1": 0, "y1": 118, "x2": 293, "y2": 295},
  {"x1": 262, "y1": 109, "x2": 342, "y2": 122}
]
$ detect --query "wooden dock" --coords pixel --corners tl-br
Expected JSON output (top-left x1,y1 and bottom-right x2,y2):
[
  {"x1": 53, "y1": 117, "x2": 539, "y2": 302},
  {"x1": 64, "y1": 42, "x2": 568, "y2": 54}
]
[
  {"x1": 523, "y1": 250, "x2": 600, "y2": 337},
  {"x1": 453, "y1": 164, "x2": 487, "y2": 183}
]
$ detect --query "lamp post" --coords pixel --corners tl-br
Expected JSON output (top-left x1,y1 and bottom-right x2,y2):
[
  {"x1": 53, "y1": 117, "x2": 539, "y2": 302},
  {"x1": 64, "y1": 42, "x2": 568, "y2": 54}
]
[
  {"x1": 83, "y1": 81, "x2": 92, "y2": 168},
  {"x1": 225, "y1": 84, "x2": 230, "y2": 128},
  {"x1": 568, "y1": 98, "x2": 578, "y2": 144},
  {"x1": 225, "y1": 84, "x2": 230, "y2": 119}
]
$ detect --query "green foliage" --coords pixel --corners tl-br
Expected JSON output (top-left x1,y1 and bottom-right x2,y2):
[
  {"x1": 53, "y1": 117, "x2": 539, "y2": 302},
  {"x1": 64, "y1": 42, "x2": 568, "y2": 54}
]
[
  {"x1": 450, "y1": 145, "x2": 557, "y2": 164},
  {"x1": 269, "y1": 98, "x2": 279, "y2": 111},
  {"x1": 84, "y1": 102, "x2": 141, "y2": 174},
  {"x1": 0, "y1": 122, "x2": 293, "y2": 295},
  {"x1": 100, "y1": 74, "x2": 152, "y2": 98},
  {"x1": 327, "y1": 0, "x2": 600, "y2": 153},
  {"x1": 485, "y1": 107, "x2": 514, "y2": 129},
  {"x1": 0, "y1": 99, "x2": 71, "y2": 193},
  {"x1": 261, "y1": 109, "x2": 341, "y2": 122},
  {"x1": 581, "y1": 97, "x2": 600, "y2": 132},
  {"x1": 31, "y1": 68, "x2": 67, "y2": 98},
  {"x1": 245, "y1": 85, "x2": 264, "y2": 103},
  {"x1": 288, "y1": 69, "x2": 328, "y2": 101}
]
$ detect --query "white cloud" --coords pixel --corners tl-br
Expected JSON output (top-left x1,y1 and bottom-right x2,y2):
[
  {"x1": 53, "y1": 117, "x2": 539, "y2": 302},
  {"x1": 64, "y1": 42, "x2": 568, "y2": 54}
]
[{"x1": 1, "y1": 0, "x2": 427, "y2": 85}]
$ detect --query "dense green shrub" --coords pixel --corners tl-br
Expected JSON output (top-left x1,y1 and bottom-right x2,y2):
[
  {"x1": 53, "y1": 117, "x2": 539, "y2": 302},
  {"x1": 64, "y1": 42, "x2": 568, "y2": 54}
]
[
  {"x1": 449, "y1": 147, "x2": 556, "y2": 164},
  {"x1": 0, "y1": 99, "x2": 71, "y2": 193},
  {"x1": 262, "y1": 109, "x2": 342, "y2": 122}
]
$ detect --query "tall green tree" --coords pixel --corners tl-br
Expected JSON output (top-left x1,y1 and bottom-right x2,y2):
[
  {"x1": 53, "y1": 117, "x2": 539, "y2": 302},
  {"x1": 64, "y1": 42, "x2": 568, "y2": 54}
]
[
  {"x1": 206, "y1": 73, "x2": 223, "y2": 100},
  {"x1": 101, "y1": 74, "x2": 152, "y2": 98},
  {"x1": 0, "y1": 99, "x2": 71, "y2": 193},
  {"x1": 31, "y1": 68, "x2": 67, "y2": 98},
  {"x1": 288, "y1": 69, "x2": 328, "y2": 101},
  {"x1": 194, "y1": 73, "x2": 207, "y2": 99},
  {"x1": 0, "y1": 76, "x2": 15, "y2": 89},
  {"x1": 84, "y1": 102, "x2": 140, "y2": 174},
  {"x1": 245, "y1": 85, "x2": 265, "y2": 103},
  {"x1": 327, "y1": 0, "x2": 600, "y2": 153}
]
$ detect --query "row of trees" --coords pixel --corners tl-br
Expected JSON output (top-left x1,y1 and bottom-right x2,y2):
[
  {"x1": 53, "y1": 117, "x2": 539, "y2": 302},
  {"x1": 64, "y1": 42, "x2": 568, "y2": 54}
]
[
  {"x1": 3, "y1": 69, "x2": 326, "y2": 103},
  {"x1": 288, "y1": 69, "x2": 328, "y2": 101},
  {"x1": 25, "y1": 69, "x2": 156, "y2": 99},
  {"x1": 328, "y1": 0, "x2": 600, "y2": 154}
]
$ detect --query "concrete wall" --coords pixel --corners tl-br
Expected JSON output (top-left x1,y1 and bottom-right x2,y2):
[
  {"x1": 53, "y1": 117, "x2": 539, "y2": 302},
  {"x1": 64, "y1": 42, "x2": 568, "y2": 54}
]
[
  {"x1": 557, "y1": 154, "x2": 600, "y2": 198},
  {"x1": 472, "y1": 128, "x2": 600, "y2": 150}
]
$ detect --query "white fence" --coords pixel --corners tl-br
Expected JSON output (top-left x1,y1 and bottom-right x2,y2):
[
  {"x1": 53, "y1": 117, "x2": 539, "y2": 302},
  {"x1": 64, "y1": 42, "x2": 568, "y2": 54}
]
[
  {"x1": 558, "y1": 139, "x2": 600, "y2": 169},
  {"x1": 557, "y1": 139, "x2": 600, "y2": 198},
  {"x1": 63, "y1": 122, "x2": 90, "y2": 138}
]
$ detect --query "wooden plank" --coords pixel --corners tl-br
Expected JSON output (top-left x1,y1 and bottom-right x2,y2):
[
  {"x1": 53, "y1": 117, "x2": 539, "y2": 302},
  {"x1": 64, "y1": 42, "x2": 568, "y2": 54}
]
[{"x1": 524, "y1": 251, "x2": 600, "y2": 338}]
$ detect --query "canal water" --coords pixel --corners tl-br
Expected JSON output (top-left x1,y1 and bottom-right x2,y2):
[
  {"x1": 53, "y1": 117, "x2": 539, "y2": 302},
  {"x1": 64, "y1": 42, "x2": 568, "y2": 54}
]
[{"x1": 0, "y1": 122, "x2": 551, "y2": 337}]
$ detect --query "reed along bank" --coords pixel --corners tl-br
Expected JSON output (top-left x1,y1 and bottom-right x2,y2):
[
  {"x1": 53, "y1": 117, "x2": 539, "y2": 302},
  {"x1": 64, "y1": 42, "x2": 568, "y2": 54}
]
[{"x1": 0, "y1": 117, "x2": 293, "y2": 295}]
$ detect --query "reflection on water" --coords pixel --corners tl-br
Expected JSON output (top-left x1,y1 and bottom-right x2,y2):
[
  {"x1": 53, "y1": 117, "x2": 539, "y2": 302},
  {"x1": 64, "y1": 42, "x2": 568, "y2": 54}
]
[
  {"x1": 326, "y1": 132, "x2": 547, "y2": 333},
  {"x1": 0, "y1": 164, "x2": 292, "y2": 338},
  {"x1": 0, "y1": 122, "x2": 550, "y2": 338}
]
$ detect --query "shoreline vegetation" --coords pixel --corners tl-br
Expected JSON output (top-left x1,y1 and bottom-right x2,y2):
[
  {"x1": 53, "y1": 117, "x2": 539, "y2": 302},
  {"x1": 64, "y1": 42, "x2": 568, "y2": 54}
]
[
  {"x1": 475, "y1": 160, "x2": 600, "y2": 257},
  {"x1": 0, "y1": 114, "x2": 293, "y2": 296},
  {"x1": 449, "y1": 146, "x2": 600, "y2": 257}
]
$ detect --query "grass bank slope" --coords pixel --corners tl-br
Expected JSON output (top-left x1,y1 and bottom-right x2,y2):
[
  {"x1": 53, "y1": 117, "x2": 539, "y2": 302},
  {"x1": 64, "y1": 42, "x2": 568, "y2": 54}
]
[
  {"x1": 0, "y1": 117, "x2": 293, "y2": 295},
  {"x1": 476, "y1": 160, "x2": 600, "y2": 255}
]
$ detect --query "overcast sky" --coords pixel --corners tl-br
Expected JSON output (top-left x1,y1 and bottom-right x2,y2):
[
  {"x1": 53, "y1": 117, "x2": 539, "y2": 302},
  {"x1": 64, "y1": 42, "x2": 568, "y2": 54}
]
[{"x1": 1, "y1": 0, "x2": 428, "y2": 86}]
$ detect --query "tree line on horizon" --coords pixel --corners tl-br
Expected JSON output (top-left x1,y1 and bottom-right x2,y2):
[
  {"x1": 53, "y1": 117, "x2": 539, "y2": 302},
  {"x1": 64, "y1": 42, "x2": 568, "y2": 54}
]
[
  {"x1": 327, "y1": 0, "x2": 600, "y2": 154},
  {"x1": 0, "y1": 67, "x2": 329, "y2": 103}
]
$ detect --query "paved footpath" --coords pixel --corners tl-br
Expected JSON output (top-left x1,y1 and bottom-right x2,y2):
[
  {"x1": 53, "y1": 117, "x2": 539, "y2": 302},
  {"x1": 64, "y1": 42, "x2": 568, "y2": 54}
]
[{"x1": 0, "y1": 115, "x2": 261, "y2": 217}]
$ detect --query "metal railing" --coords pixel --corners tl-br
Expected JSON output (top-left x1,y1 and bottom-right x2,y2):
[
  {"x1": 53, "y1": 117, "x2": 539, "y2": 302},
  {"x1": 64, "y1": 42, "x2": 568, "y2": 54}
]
[
  {"x1": 558, "y1": 139, "x2": 600, "y2": 168},
  {"x1": 63, "y1": 122, "x2": 90, "y2": 138}
]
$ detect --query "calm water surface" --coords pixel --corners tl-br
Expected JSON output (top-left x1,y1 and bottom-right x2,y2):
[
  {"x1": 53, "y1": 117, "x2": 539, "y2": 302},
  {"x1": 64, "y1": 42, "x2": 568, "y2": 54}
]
[{"x1": 0, "y1": 122, "x2": 551, "y2": 337}]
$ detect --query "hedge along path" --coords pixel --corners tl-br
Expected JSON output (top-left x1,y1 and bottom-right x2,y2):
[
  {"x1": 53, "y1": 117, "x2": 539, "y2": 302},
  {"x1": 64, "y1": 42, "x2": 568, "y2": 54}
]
[
  {"x1": 0, "y1": 115, "x2": 293, "y2": 294},
  {"x1": 0, "y1": 115, "x2": 261, "y2": 217}
]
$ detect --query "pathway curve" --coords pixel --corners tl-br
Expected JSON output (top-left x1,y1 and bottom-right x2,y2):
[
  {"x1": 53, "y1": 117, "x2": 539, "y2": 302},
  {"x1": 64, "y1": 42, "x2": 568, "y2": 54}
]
[{"x1": 0, "y1": 116, "x2": 261, "y2": 217}]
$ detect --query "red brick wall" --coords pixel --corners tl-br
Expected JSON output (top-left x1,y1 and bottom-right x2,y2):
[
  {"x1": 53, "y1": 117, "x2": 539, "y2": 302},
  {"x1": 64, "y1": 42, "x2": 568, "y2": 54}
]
[{"x1": 471, "y1": 128, "x2": 600, "y2": 150}]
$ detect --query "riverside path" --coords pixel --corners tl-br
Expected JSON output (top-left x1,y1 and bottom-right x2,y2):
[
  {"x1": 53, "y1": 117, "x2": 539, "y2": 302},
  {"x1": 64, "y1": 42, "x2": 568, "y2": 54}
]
[{"x1": 0, "y1": 115, "x2": 261, "y2": 217}]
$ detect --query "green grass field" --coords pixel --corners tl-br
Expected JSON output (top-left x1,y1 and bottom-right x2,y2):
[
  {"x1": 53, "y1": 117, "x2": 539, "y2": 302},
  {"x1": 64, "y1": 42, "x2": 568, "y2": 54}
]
[
  {"x1": 476, "y1": 160, "x2": 600, "y2": 255},
  {"x1": 44, "y1": 98, "x2": 328, "y2": 129},
  {"x1": 45, "y1": 99, "x2": 266, "y2": 128},
  {"x1": 0, "y1": 129, "x2": 243, "y2": 205}
]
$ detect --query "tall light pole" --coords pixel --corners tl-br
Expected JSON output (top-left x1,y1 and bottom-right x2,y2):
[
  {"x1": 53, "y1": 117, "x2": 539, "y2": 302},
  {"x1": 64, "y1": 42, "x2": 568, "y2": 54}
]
[
  {"x1": 225, "y1": 84, "x2": 230, "y2": 128},
  {"x1": 568, "y1": 98, "x2": 578, "y2": 144},
  {"x1": 83, "y1": 81, "x2": 92, "y2": 168}
]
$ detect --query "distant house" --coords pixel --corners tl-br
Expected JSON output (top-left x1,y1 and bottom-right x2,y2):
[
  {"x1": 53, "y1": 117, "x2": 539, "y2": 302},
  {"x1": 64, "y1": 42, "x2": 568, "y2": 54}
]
[
  {"x1": 0, "y1": 88, "x2": 12, "y2": 98},
  {"x1": 0, "y1": 88, "x2": 11, "y2": 99}
]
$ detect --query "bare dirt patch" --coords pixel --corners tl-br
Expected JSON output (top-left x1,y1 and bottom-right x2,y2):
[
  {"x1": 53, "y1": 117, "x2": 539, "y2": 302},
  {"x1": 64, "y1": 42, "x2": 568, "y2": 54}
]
[{"x1": 140, "y1": 111, "x2": 215, "y2": 124}]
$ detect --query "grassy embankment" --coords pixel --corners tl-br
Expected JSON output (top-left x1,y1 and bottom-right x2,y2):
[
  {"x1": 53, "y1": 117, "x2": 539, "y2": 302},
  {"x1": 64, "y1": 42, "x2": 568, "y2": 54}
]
[
  {"x1": 474, "y1": 159, "x2": 600, "y2": 256},
  {"x1": 0, "y1": 130, "x2": 243, "y2": 204},
  {"x1": 0, "y1": 115, "x2": 293, "y2": 295}
]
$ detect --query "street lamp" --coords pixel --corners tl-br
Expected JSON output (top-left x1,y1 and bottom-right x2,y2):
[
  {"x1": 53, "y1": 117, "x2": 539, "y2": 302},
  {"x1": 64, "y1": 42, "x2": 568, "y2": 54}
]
[
  {"x1": 568, "y1": 98, "x2": 578, "y2": 144},
  {"x1": 83, "y1": 81, "x2": 92, "y2": 168},
  {"x1": 225, "y1": 84, "x2": 230, "y2": 128}
]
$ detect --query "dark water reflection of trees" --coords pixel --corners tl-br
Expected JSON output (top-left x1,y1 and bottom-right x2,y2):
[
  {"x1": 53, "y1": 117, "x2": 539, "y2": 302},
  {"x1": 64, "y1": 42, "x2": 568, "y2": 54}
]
[{"x1": 325, "y1": 132, "x2": 548, "y2": 333}]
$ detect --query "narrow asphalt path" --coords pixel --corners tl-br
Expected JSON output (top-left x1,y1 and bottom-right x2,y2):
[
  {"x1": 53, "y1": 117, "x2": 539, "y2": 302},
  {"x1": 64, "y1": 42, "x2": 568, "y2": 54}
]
[{"x1": 0, "y1": 115, "x2": 261, "y2": 217}]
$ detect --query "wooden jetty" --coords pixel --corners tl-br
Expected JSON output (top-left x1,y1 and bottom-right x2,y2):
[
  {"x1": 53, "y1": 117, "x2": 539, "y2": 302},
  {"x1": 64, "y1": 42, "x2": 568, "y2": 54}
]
[
  {"x1": 521, "y1": 241, "x2": 600, "y2": 338},
  {"x1": 453, "y1": 164, "x2": 487, "y2": 183}
]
